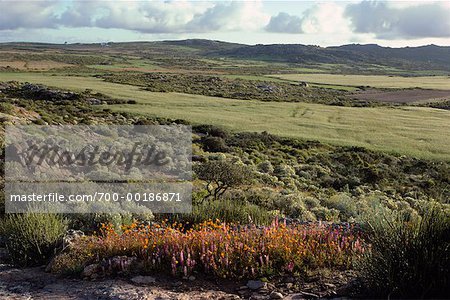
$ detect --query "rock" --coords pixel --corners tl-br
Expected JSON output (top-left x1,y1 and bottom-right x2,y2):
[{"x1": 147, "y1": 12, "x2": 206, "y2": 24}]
[
  {"x1": 249, "y1": 294, "x2": 268, "y2": 300},
  {"x1": 188, "y1": 275, "x2": 196, "y2": 281},
  {"x1": 172, "y1": 281, "x2": 183, "y2": 287},
  {"x1": 284, "y1": 294, "x2": 305, "y2": 300},
  {"x1": 300, "y1": 291, "x2": 319, "y2": 298},
  {"x1": 270, "y1": 291, "x2": 284, "y2": 299},
  {"x1": 131, "y1": 276, "x2": 156, "y2": 284},
  {"x1": 283, "y1": 276, "x2": 295, "y2": 283},
  {"x1": 323, "y1": 282, "x2": 336, "y2": 289},
  {"x1": 299, "y1": 82, "x2": 309, "y2": 88},
  {"x1": 63, "y1": 229, "x2": 84, "y2": 248},
  {"x1": 335, "y1": 278, "x2": 360, "y2": 296},
  {"x1": 81, "y1": 264, "x2": 99, "y2": 278},
  {"x1": 247, "y1": 280, "x2": 267, "y2": 290}
]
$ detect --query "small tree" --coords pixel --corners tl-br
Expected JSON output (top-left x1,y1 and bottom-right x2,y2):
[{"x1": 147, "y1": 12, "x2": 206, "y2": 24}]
[{"x1": 195, "y1": 160, "x2": 250, "y2": 201}]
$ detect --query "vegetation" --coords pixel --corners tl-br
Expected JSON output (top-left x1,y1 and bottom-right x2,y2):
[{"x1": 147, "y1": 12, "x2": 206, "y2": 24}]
[
  {"x1": 0, "y1": 40, "x2": 449, "y2": 298},
  {"x1": 360, "y1": 205, "x2": 450, "y2": 298},
  {"x1": 101, "y1": 72, "x2": 359, "y2": 105},
  {"x1": 0, "y1": 213, "x2": 67, "y2": 266},
  {"x1": 50, "y1": 220, "x2": 365, "y2": 278},
  {"x1": 0, "y1": 75, "x2": 449, "y2": 160}
]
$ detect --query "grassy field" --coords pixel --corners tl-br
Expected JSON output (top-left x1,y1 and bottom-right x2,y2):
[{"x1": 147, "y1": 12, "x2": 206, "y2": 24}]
[
  {"x1": 269, "y1": 74, "x2": 450, "y2": 90},
  {"x1": 1, "y1": 72, "x2": 449, "y2": 161}
]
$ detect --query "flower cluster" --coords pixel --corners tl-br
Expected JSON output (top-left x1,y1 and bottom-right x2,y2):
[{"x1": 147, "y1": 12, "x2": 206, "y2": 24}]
[{"x1": 53, "y1": 219, "x2": 366, "y2": 279}]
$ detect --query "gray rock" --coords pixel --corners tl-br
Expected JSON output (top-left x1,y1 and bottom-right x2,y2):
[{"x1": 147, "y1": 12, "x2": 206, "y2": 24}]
[
  {"x1": 270, "y1": 291, "x2": 284, "y2": 299},
  {"x1": 63, "y1": 229, "x2": 84, "y2": 248},
  {"x1": 131, "y1": 275, "x2": 156, "y2": 284},
  {"x1": 81, "y1": 264, "x2": 99, "y2": 278},
  {"x1": 172, "y1": 281, "x2": 183, "y2": 287},
  {"x1": 300, "y1": 291, "x2": 319, "y2": 298},
  {"x1": 247, "y1": 280, "x2": 267, "y2": 290},
  {"x1": 284, "y1": 294, "x2": 305, "y2": 300}
]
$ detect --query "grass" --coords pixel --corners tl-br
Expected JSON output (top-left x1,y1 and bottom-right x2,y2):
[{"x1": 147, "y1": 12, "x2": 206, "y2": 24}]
[
  {"x1": 269, "y1": 73, "x2": 450, "y2": 90},
  {"x1": 1, "y1": 72, "x2": 449, "y2": 161}
]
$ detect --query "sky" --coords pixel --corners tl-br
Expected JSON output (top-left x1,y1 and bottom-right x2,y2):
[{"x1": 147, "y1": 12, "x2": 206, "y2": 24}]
[{"x1": 1, "y1": 0, "x2": 450, "y2": 47}]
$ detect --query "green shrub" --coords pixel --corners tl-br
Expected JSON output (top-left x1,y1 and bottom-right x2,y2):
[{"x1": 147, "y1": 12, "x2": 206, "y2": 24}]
[
  {"x1": 360, "y1": 205, "x2": 450, "y2": 298},
  {"x1": 0, "y1": 213, "x2": 67, "y2": 266},
  {"x1": 177, "y1": 198, "x2": 273, "y2": 225},
  {"x1": 0, "y1": 102, "x2": 15, "y2": 114},
  {"x1": 325, "y1": 193, "x2": 358, "y2": 220}
]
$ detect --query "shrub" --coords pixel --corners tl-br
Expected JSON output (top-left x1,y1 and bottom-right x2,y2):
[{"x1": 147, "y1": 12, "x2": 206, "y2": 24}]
[
  {"x1": 201, "y1": 136, "x2": 228, "y2": 152},
  {"x1": 0, "y1": 213, "x2": 67, "y2": 266},
  {"x1": 360, "y1": 205, "x2": 450, "y2": 298},
  {"x1": 258, "y1": 161, "x2": 274, "y2": 174},
  {"x1": 325, "y1": 193, "x2": 358, "y2": 220},
  {"x1": 177, "y1": 198, "x2": 273, "y2": 225}
]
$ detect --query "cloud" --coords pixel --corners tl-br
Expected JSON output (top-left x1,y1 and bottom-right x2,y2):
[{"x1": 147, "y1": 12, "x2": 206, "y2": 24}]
[
  {"x1": 265, "y1": 12, "x2": 303, "y2": 33},
  {"x1": 0, "y1": 0, "x2": 268, "y2": 34},
  {"x1": 345, "y1": 1, "x2": 450, "y2": 39},
  {"x1": 187, "y1": 1, "x2": 268, "y2": 32},
  {"x1": 0, "y1": 0, "x2": 60, "y2": 30},
  {"x1": 265, "y1": 3, "x2": 350, "y2": 35}
]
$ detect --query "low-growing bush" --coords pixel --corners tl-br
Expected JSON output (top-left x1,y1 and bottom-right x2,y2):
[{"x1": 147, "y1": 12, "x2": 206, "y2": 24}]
[
  {"x1": 177, "y1": 198, "x2": 273, "y2": 225},
  {"x1": 360, "y1": 205, "x2": 450, "y2": 298},
  {"x1": 50, "y1": 220, "x2": 366, "y2": 279},
  {"x1": 0, "y1": 213, "x2": 67, "y2": 266}
]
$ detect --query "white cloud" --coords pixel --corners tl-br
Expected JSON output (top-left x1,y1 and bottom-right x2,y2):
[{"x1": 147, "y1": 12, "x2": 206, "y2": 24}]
[
  {"x1": 265, "y1": 3, "x2": 351, "y2": 35},
  {"x1": 0, "y1": 0, "x2": 268, "y2": 34},
  {"x1": 265, "y1": 12, "x2": 303, "y2": 33},
  {"x1": 188, "y1": 1, "x2": 269, "y2": 32},
  {"x1": 345, "y1": 1, "x2": 450, "y2": 39},
  {"x1": 0, "y1": 0, "x2": 60, "y2": 30},
  {"x1": 300, "y1": 3, "x2": 351, "y2": 35}
]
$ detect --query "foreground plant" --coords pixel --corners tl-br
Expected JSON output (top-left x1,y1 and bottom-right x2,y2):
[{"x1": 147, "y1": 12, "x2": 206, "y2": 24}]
[
  {"x1": 0, "y1": 213, "x2": 67, "y2": 266},
  {"x1": 360, "y1": 205, "x2": 450, "y2": 298},
  {"x1": 51, "y1": 219, "x2": 365, "y2": 279}
]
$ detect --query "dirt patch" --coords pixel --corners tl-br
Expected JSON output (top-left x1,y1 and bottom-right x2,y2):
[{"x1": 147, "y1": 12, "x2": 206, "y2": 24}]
[
  {"x1": 351, "y1": 88, "x2": 450, "y2": 103},
  {"x1": 0, "y1": 60, "x2": 73, "y2": 70}
]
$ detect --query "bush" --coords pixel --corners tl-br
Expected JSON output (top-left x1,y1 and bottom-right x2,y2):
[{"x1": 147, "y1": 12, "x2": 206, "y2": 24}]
[
  {"x1": 0, "y1": 213, "x2": 67, "y2": 266},
  {"x1": 201, "y1": 136, "x2": 228, "y2": 152},
  {"x1": 360, "y1": 205, "x2": 450, "y2": 298},
  {"x1": 177, "y1": 198, "x2": 273, "y2": 225}
]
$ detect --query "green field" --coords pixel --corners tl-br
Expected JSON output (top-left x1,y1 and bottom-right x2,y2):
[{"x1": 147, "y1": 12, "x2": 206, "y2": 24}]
[
  {"x1": 1, "y1": 72, "x2": 449, "y2": 160},
  {"x1": 269, "y1": 73, "x2": 450, "y2": 90}
]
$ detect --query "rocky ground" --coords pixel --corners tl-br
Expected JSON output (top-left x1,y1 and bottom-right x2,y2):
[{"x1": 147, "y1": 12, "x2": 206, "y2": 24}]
[{"x1": 0, "y1": 261, "x2": 361, "y2": 300}]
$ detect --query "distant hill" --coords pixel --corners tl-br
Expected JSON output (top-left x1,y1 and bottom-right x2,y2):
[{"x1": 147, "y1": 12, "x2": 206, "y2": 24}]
[
  {"x1": 205, "y1": 42, "x2": 450, "y2": 72},
  {"x1": 162, "y1": 39, "x2": 243, "y2": 51},
  {"x1": 1, "y1": 39, "x2": 449, "y2": 72}
]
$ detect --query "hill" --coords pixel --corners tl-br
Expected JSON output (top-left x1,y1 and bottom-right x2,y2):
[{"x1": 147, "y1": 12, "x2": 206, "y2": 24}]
[{"x1": 207, "y1": 42, "x2": 450, "y2": 72}]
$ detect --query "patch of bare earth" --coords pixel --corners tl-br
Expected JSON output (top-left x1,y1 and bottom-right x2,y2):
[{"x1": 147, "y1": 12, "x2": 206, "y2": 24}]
[
  {"x1": 0, "y1": 60, "x2": 73, "y2": 70},
  {"x1": 351, "y1": 88, "x2": 450, "y2": 103},
  {"x1": 0, "y1": 263, "x2": 361, "y2": 300}
]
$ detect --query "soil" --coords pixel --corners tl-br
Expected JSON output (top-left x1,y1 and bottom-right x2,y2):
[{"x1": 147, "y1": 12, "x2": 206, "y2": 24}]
[
  {"x1": 0, "y1": 263, "x2": 361, "y2": 300},
  {"x1": 351, "y1": 88, "x2": 450, "y2": 103}
]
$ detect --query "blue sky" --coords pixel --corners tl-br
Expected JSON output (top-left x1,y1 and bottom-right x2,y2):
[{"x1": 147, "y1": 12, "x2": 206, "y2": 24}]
[{"x1": 1, "y1": 1, "x2": 450, "y2": 47}]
